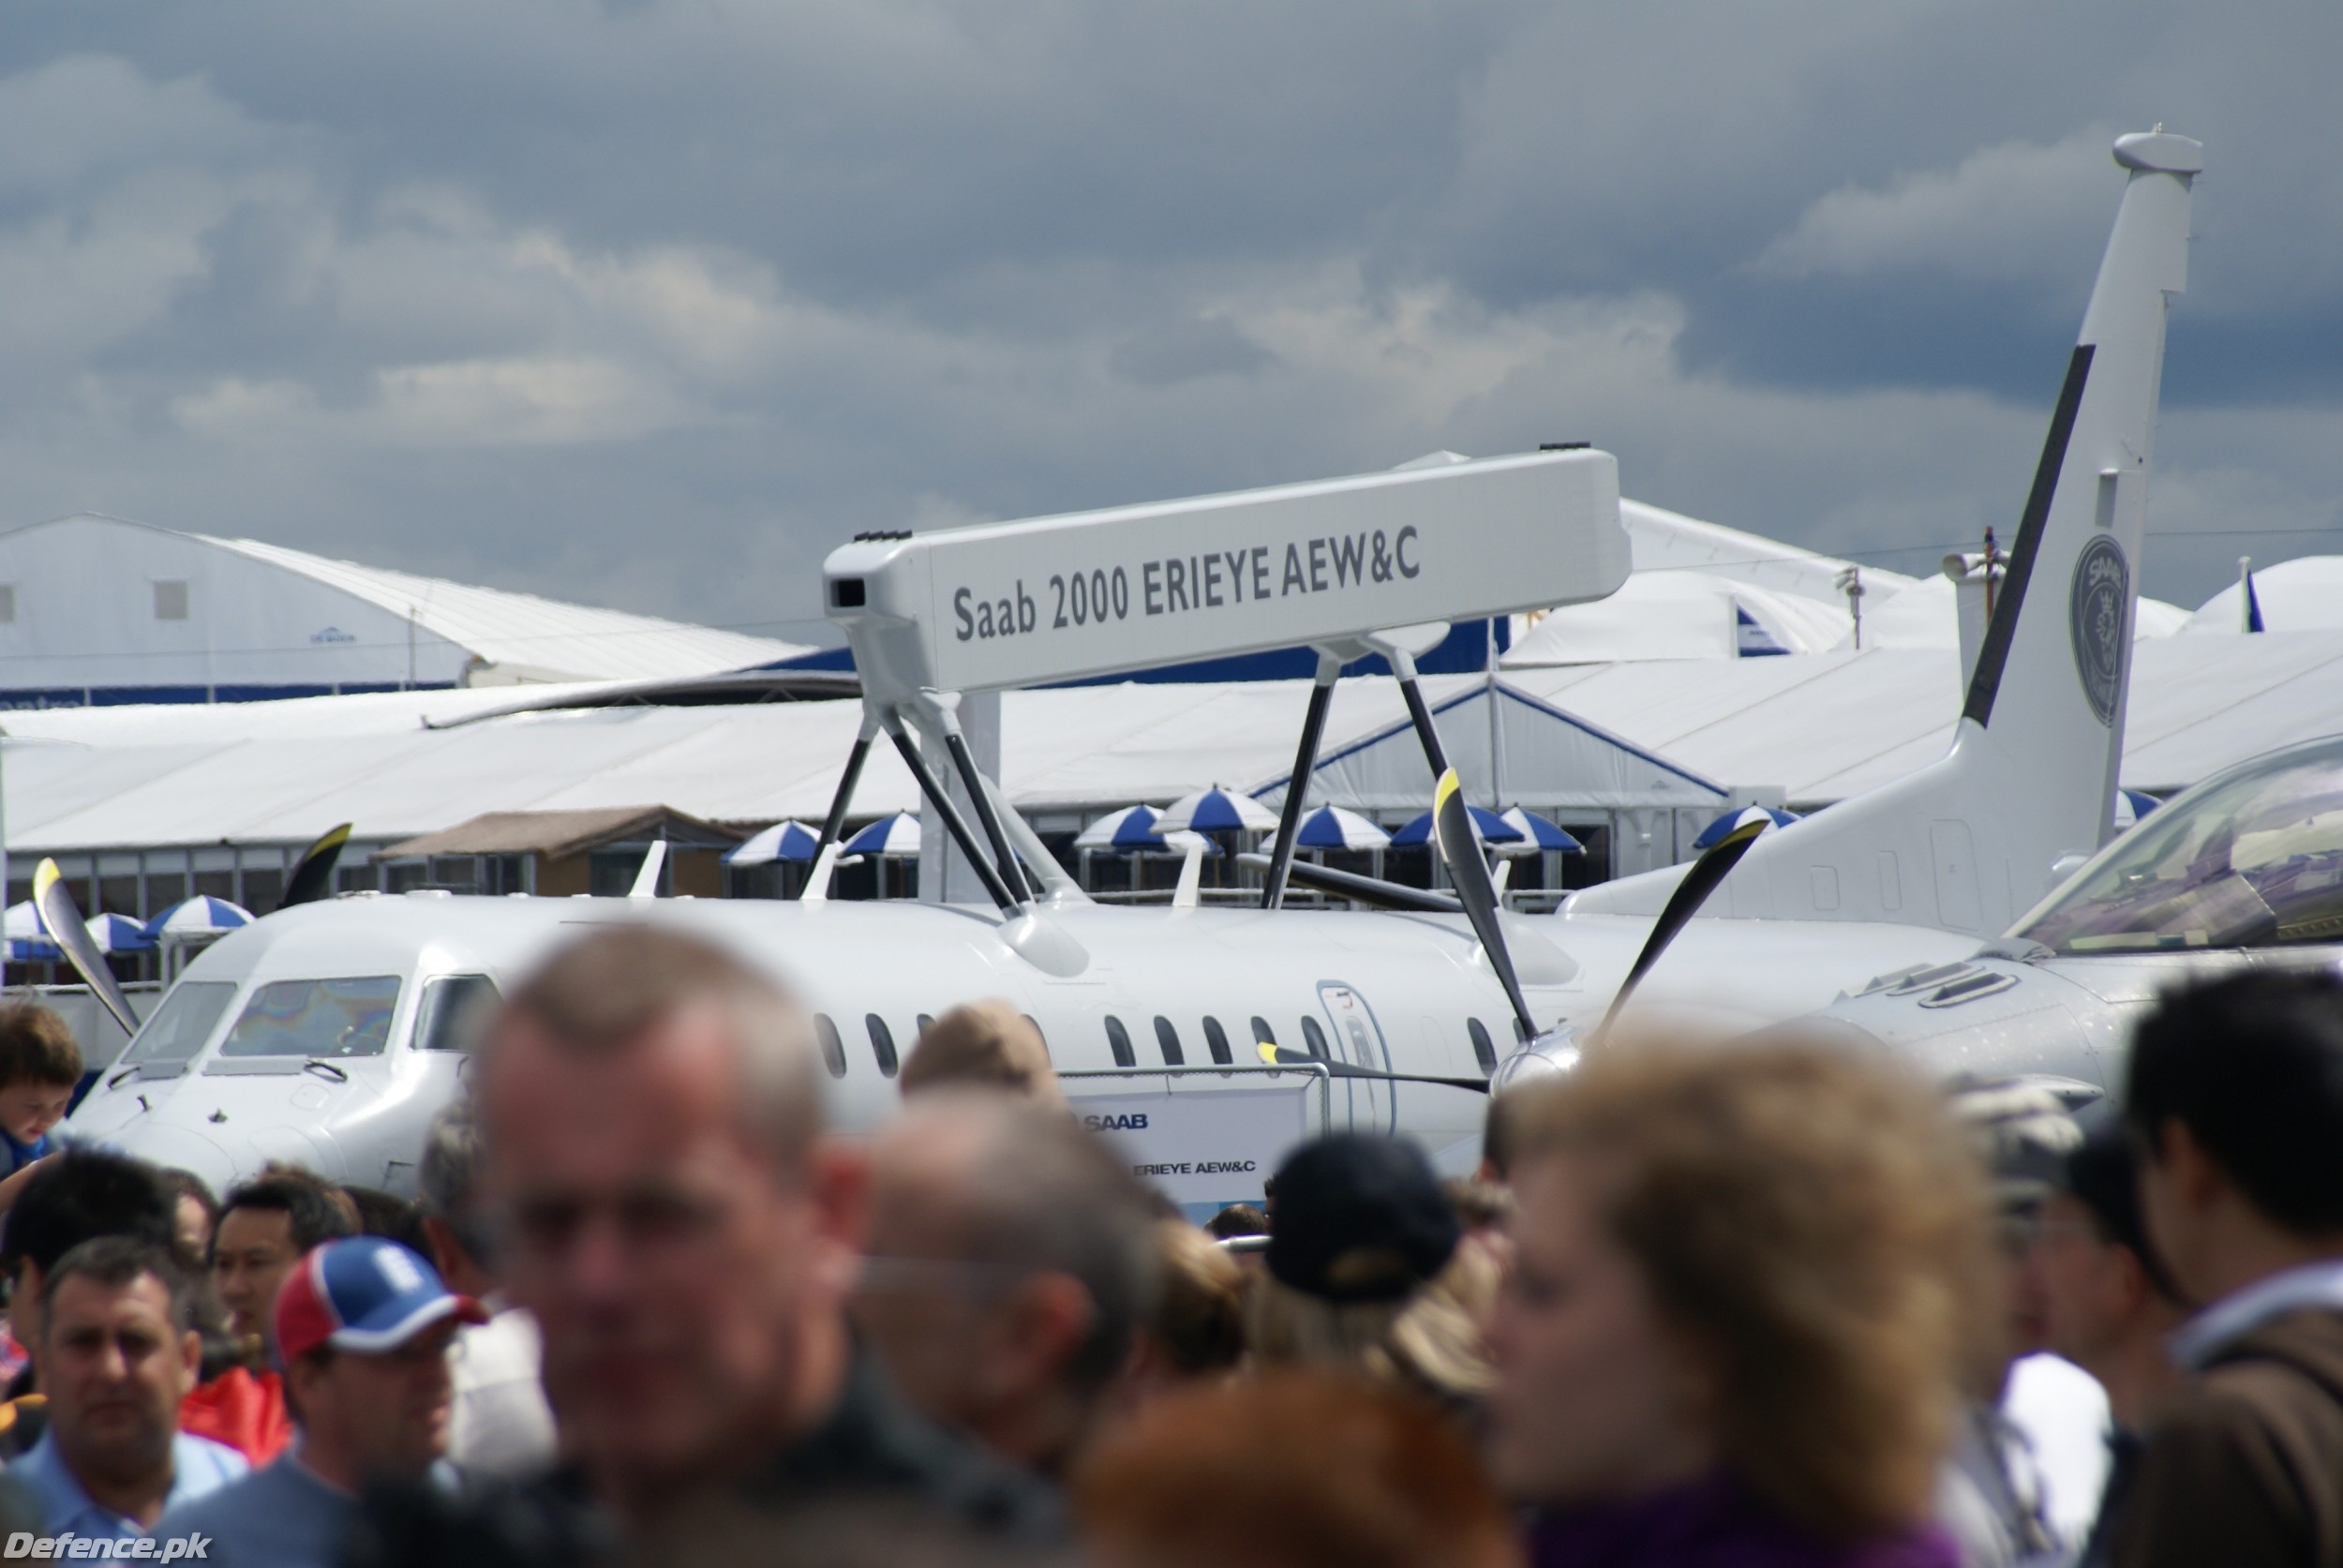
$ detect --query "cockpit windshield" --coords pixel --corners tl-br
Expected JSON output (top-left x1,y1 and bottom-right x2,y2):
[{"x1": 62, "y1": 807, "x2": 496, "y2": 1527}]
[
  {"x1": 219, "y1": 977, "x2": 402, "y2": 1058},
  {"x1": 119, "y1": 982, "x2": 237, "y2": 1067},
  {"x1": 2015, "y1": 737, "x2": 2343, "y2": 954}
]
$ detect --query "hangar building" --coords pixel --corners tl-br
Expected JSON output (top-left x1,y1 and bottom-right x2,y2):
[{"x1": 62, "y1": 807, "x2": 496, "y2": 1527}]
[{"x1": 0, "y1": 513, "x2": 810, "y2": 705}]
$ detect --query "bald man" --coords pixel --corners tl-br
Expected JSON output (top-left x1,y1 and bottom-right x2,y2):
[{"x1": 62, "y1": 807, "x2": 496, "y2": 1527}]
[{"x1": 855, "y1": 1091, "x2": 1159, "y2": 1479}]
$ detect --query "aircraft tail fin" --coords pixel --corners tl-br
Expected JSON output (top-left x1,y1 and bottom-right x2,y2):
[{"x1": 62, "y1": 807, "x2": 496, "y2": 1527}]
[{"x1": 1573, "y1": 131, "x2": 2197, "y2": 938}]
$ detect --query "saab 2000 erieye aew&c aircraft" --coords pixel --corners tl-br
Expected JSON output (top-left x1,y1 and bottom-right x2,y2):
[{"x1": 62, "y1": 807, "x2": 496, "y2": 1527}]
[{"x1": 52, "y1": 130, "x2": 2205, "y2": 1208}]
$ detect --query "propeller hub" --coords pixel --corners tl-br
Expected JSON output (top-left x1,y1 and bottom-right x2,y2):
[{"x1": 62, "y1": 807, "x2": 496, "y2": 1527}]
[{"x1": 1490, "y1": 1023, "x2": 1584, "y2": 1095}]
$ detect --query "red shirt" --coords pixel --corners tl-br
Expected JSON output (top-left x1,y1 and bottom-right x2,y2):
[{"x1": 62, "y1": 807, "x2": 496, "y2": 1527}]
[{"x1": 181, "y1": 1366, "x2": 294, "y2": 1465}]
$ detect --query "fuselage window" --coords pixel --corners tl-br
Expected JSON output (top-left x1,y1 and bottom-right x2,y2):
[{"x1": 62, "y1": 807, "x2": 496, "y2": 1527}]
[
  {"x1": 866, "y1": 1014, "x2": 899, "y2": 1078},
  {"x1": 1250, "y1": 1017, "x2": 1276, "y2": 1053},
  {"x1": 1153, "y1": 1017, "x2": 1185, "y2": 1067},
  {"x1": 1201, "y1": 1016, "x2": 1233, "y2": 1066},
  {"x1": 1298, "y1": 1016, "x2": 1332, "y2": 1062},
  {"x1": 814, "y1": 1014, "x2": 848, "y2": 1080},
  {"x1": 1467, "y1": 1017, "x2": 1498, "y2": 1075},
  {"x1": 918, "y1": 1013, "x2": 934, "y2": 1037},
  {"x1": 1105, "y1": 1015, "x2": 1136, "y2": 1068},
  {"x1": 1023, "y1": 1016, "x2": 1052, "y2": 1057}
]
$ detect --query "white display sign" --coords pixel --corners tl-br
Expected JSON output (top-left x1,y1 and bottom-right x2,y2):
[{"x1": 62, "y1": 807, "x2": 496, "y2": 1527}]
[
  {"x1": 1070, "y1": 1083, "x2": 1316, "y2": 1216},
  {"x1": 825, "y1": 449, "x2": 1627, "y2": 703}
]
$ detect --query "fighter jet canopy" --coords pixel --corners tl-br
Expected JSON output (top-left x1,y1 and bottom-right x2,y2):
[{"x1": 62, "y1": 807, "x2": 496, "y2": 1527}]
[{"x1": 2014, "y1": 735, "x2": 2343, "y2": 953}]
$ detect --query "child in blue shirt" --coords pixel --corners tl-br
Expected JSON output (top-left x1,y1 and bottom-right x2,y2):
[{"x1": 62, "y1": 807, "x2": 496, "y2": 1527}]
[{"x1": 0, "y1": 1003, "x2": 82, "y2": 1215}]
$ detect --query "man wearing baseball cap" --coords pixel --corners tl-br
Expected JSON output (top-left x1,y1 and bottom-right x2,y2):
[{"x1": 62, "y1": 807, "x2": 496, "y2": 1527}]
[{"x1": 157, "y1": 1236, "x2": 486, "y2": 1567}]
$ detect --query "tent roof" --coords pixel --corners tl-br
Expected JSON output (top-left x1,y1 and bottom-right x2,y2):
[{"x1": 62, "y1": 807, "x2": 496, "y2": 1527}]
[
  {"x1": 379, "y1": 806, "x2": 739, "y2": 860},
  {"x1": 1620, "y1": 499, "x2": 1918, "y2": 605},
  {"x1": 1507, "y1": 631, "x2": 2343, "y2": 803},
  {"x1": 200, "y1": 533, "x2": 809, "y2": 682},
  {"x1": 0, "y1": 515, "x2": 809, "y2": 684},
  {"x1": 5, "y1": 634, "x2": 2341, "y2": 854},
  {"x1": 2183, "y1": 557, "x2": 2343, "y2": 635}
]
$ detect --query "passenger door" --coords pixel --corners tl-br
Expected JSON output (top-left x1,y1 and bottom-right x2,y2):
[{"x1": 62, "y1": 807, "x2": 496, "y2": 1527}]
[{"x1": 1316, "y1": 982, "x2": 1394, "y2": 1133}]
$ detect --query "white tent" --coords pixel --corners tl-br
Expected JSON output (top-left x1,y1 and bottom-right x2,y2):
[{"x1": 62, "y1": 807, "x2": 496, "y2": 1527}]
[
  {"x1": 1505, "y1": 631, "x2": 2343, "y2": 804},
  {"x1": 2183, "y1": 557, "x2": 2343, "y2": 635},
  {"x1": 1509, "y1": 560, "x2": 2188, "y2": 665},
  {"x1": 1507, "y1": 573, "x2": 1858, "y2": 664},
  {"x1": 4, "y1": 626, "x2": 2340, "y2": 903}
]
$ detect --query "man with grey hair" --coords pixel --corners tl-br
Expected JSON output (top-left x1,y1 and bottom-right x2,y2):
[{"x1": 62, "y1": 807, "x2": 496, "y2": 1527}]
[
  {"x1": 352, "y1": 926, "x2": 1057, "y2": 1566},
  {"x1": 418, "y1": 1098, "x2": 555, "y2": 1476},
  {"x1": 855, "y1": 1090, "x2": 1161, "y2": 1480}
]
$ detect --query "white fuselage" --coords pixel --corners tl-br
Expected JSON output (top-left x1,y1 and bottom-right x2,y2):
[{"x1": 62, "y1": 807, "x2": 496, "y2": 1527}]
[
  {"x1": 1810, "y1": 944, "x2": 2334, "y2": 1095},
  {"x1": 71, "y1": 889, "x2": 1989, "y2": 1194}
]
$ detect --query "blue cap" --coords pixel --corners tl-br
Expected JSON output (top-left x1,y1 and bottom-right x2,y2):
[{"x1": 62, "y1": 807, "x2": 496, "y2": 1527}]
[{"x1": 274, "y1": 1236, "x2": 487, "y2": 1364}]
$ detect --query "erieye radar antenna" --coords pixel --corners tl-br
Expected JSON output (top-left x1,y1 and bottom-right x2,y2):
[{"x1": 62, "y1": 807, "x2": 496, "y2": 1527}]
[{"x1": 811, "y1": 446, "x2": 1631, "y2": 1038}]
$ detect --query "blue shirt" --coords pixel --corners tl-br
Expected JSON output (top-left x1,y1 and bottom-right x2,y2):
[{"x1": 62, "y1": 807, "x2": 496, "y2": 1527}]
[
  {"x1": 0, "y1": 1127, "x2": 52, "y2": 1177},
  {"x1": 157, "y1": 1450, "x2": 363, "y2": 1568},
  {"x1": 10, "y1": 1427, "x2": 248, "y2": 1540}
]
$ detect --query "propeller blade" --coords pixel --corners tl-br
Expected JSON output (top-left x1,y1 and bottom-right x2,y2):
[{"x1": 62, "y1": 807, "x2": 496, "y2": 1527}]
[
  {"x1": 33, "y1": 859, "x2": 139, "y2": 1037},
  {"x1": 1589, "y1": 817, "x2": 1771, "y2": 1045},
  {"x1": 1234, "y1": 854, "x2": 1462, "y2": 915},
  {"x1": 1432, "y1": 769, "x2": 1538, "y2": 1042},
  {"x1": 276, "y1": 822, "x2": 351, "y2": 911},
  {"x1": 1256, "y1": 1041, "x2": 1489, "y2": 1094}
]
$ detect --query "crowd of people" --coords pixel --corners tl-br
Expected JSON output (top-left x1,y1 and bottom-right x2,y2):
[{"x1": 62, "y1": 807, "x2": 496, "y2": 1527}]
[{"x1": 0, "y1": 928, "x2": 2334, "y2": 1567}]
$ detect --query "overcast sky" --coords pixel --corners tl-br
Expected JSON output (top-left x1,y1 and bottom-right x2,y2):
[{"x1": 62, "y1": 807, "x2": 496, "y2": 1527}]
[{"x1": 6, "y1": 1, "x2": 2337, "y2": 643}]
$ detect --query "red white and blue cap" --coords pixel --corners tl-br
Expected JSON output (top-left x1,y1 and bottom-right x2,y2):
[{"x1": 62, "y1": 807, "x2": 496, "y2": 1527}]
[{"x1": 273, "y1": 1237, "x2": 488, "y2": 1366}]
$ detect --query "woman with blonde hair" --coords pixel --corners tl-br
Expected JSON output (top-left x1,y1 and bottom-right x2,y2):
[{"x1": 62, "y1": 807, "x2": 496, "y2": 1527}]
[
  {"x1": 1485, "y1": 1038, "x2": 1992, "y2": 1568},
  {"x1": 1107, "y1": 1220, "x2": 1249, "y2": 1419},
  {"x1": 897, "y1": 997, "x2": 1065, "y2": 1108},
  {"x1": 1246, "y1": 1133, "x2": 1495, "y2": 1410}
]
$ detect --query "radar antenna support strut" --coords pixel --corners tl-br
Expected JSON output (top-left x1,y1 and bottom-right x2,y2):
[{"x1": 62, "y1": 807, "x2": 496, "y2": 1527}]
[
  {"x1": 915, "y1": 691, "x2": 1039, "y2": 905},
  {"x1": 815, "y1": 713, "x2": 881, "y2": 855},
  {"x1": 1389, "y1": 648, "x2": 1455, "y2": 781},
  {"x1": 886, "y1": 718, "x2": 1022, "y2": 912},
  {"x1": 1260, "y1": 650, "x2": 1344, "y2": 909}
]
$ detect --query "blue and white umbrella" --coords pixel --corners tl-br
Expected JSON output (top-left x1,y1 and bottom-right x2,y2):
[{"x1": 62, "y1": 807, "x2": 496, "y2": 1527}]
[
  {"x1": 4, "y1": 902, "x2": 57, "y2": 962},
  {"x1": 843, "y1": 813, "x2": 922, "y2": 857},
  {"x1": 725, "y1": 820, "x2": 823, "y2": 865},
  {"x1": 1157, "y1": 787, "x2": 1281, "y2": 834},
  {"x1": 1390, "y1": 804, "x2": 1522, "y2": 847},
  {"x1": 85, "y1": 913, "x2": 156, "y2": 954},
  {"x1": 146, "y1": 895, "x2": 255, "y2": 941},
  {"x1": 1499, "y1": 807, "x2": 1585, "y2": 854},
  {"x1": 2112, "y1": 789, "x2": 2161, "y2": 831},
  {"x1": 1076, "y1": 805, "x2": 1166, "y2": 851},
  {"x1": 1293, "y1": 805, "x2": 1392, "y2": 851},
  {"x1": 1691, "y1": 805, "x2": 1800, "y2": 851}
]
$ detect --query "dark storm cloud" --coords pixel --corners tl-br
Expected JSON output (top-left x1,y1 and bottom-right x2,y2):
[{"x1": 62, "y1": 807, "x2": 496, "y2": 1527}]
[{"x1": 0, "y1": 0, "x2": 2336, "y2": 637}]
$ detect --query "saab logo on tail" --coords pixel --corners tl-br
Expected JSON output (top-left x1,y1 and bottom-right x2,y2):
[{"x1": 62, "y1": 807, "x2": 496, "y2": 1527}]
[{"x1": 2068, "y1": 534, "x2": 2128, "y2": 726}]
